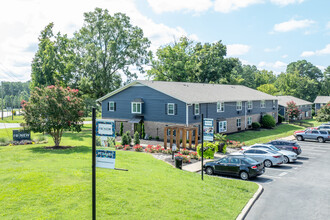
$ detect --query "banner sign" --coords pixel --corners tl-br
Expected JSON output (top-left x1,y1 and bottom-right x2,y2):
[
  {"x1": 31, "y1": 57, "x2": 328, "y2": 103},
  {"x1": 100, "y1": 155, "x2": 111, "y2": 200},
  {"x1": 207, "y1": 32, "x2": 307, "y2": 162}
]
[
  {"x1": 96, "y1": 150, "x2": 116, "y2": 169},
  {"x1": 96, "y1": 119, "x2": 115, "y2": 137},
  {"x1": 203, "y1": 118, "x2": 214, "y2": 142},
  {"x1": 13, "y1": 130, "x2": 31, "y2": 141}
]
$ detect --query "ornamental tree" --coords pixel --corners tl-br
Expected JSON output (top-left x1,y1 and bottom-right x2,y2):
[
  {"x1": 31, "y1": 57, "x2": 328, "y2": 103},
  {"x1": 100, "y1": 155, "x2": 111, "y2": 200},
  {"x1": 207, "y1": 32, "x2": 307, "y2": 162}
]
[
  {"x1": 22, "y1": 85, "x2": 84, "y2": 148},
  {"x1": 316, "y1": 102, "x2": 330, "y2": 122},
  {"x1": 286, "y1": 101, "x2": 301, "y2": 120}
]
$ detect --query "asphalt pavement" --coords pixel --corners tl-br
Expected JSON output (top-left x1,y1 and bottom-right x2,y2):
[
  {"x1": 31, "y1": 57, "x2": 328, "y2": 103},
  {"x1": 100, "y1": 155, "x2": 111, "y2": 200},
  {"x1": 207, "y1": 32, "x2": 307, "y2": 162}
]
[{"x1": 246, "y1": 140, "x2": 330, "y2": 220}]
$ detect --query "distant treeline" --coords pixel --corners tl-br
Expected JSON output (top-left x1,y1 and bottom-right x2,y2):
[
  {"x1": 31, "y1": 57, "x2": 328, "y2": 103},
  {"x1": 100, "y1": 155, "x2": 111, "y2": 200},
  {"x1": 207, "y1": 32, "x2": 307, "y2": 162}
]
[{"x1": 0, "y1": 81, "x2": 30, "y2": 109}]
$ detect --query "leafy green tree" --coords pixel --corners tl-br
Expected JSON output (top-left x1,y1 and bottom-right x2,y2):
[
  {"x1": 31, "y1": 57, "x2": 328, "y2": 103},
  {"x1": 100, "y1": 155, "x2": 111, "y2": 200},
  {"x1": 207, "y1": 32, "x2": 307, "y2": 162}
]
[
  {"x1": 22, "y1": 85, "x2": 84, "y2": 148},
  {"x1": 286, "y1": 60, "x2": 322, "y2": 81},
  {"x1": 31, "y1": 23, "x2": 74, "y2": 89},
  {"x1": 316, "y1": 102, "x2": 330, "y2": 122},
  {"x1": 286, "y1": 101, "x2": 300, "y2": 121},
  {"x1": 240, "y1": 65, "x2": 258, "y2": 88},
  {"x1": 74, "y1": 8, "x2": 151, "y2": 98},
  {"x1": 319, "y1": 66, "x2": 330, "y2": 96},
  {"x1": 257, "y1": 84, "x2": 279, "y2": 95},
  {"x1": 255, "y1": 70, "x2": 276, "y2": 88}
]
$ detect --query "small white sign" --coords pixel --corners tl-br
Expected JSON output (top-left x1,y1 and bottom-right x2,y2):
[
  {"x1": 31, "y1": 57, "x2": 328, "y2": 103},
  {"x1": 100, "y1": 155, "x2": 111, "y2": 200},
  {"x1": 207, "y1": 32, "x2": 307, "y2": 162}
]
[
  {"x1": 96, "y1": 119, "x2": 115, "y2": 137},
  {"x1": 96, "y1": 150, "x2": 116, "y2": 169}
]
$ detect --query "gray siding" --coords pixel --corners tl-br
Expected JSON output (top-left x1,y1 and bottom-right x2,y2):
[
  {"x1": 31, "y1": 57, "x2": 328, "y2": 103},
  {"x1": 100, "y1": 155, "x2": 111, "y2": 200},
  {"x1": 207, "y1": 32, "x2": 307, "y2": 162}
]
[
  {"x1": 188, "y1": 100, "x2": 277, "y2": 124},
  {"x1": 101, "y1": 85, "x2": 186, "y2": 123}
]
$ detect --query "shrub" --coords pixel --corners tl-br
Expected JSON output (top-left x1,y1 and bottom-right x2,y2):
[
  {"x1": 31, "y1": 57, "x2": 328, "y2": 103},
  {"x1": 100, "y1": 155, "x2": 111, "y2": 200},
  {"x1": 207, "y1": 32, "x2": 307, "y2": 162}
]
[
  {"x1": 148, "y1": 136, "x2": 152, "y2": 140},
  {"x1": 181, "y1": 149, "x2": 190, "y2": 155},
  {"x1": 115, "y1": 145, "x2": 124, "y2": 150},
  {"x1": 252, "y1": 122, "x2": 261, "y2": 130},
  {"x1": 126, "y1": 131, "x2": 132, "y2": 145},
  {"x1": 222, "y1": 144, "x2": 227, "y2": 154},
  {"x1": 189, "y1": 151, "x2": 199, "y2": 160},
  {"x1": 261, "y1": 114, "x2": 276, "y2": 128},
  {"x1": 155, "y1": 136, "x2": 160, "y2": 141},
  {"x1": 120, "y1": 122, "x2": 123, "y2": 136},
  {"x1": 145, "y1": 145, "x2": 156, "y2": 153},
  {"x1": 121, "y1": 133, "x2": 129, "y2": 146},
  {"x1": 197, "y1": 142, "x2": 218, "y2": 159},
  {"x1": 162, "y1": 148, "x2": 173, "y2": 154},
  {"x1": 141, "y1": 123, "x2": 145, "y2": 139},
  {"x1": 123, "y1": 145, "x2": 131, "y2": 150},
  {"x1": 0, "y1": 137, "x2": 9, "y2": 146},
  {"x1": 278, "y1": 114, "x2": 285, "y2": 123},
  {"x1": 133, "y1": 144, "x2": 143, "y2": 152},
  {"x1": 134, "y1": 131, "x2": 140, "y2": 145},
  {"x1": 226, "y1": 140, "x2": 245, "y2": 148},
  {"x1": 316, "y1": 102, "x2": 330, "y2": 122},
  {"x1": 175, "y1": 153, "x2": 191, "y2": 163},
  {"x1": 107, "y1": 137, "x2": 116, "y2": 148}
]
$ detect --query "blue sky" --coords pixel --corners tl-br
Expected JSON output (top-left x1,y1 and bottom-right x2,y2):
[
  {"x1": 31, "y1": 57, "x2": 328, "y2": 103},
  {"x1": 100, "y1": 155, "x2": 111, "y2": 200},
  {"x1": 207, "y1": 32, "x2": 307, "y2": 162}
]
[{"x1": 0, "y1": 0, "x2": 329, "y2": 82}]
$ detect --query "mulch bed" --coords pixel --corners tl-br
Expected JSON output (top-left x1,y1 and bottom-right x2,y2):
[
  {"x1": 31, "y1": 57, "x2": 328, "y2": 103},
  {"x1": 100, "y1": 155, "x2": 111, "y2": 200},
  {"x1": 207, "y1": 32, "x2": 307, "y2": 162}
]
[{"x1": 44, "y1": 146, "x2": 73, "y2": 150}]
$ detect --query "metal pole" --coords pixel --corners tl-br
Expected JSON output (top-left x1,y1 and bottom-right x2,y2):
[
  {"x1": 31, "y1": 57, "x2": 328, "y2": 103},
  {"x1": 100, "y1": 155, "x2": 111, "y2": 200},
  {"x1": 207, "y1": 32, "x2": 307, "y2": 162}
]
[
  {"x1": 201, "y1": 114, "x2": 204, "y2": 181},
  {"x1": 92, "y1": 107, "x2": 96, "y2": 220},
  {"x1": 11, "y1": 84, "x2": 13, "y2": 120}
]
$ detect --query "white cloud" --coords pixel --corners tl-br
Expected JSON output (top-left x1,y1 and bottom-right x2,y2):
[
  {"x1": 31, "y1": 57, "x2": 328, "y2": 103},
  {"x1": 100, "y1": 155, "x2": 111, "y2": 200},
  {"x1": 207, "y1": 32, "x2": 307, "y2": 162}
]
[
  {"x1": 147, "y1": 0, "x2": 213, "y2": 14},
  {"x1": 264, "y1": 46, "x2": 281, "y2": 52},
  {"x1": 214, "y1": 0, "x2": 263, "y2": 13},
  {"x1": 226, "y1": 44, "x2": 251, "y2": 56},
  {"x1": 258, "y1": 61, "x2": 287, "y2": 74},
  {"x1": 326, "y1": 21, "x2": 330, "y2": 29},
  {"x1": 300, "y1": 44, "x2": 330, "y2": 57},
  {"x1": 316, "y1": 65, "x2": 326, "y2": 72},
  {"x1": 282, "y1": 54, "x2": 288, "y2": 58},
  {"x1": 273, "y1": 19, "x2": 315, "y2": 32},
  {"x1": 270, "y1": 0, "x2": 304, "y2": 6},
  {"x1": 0, "y1": 0, "x2": 198, "y2": 81}
]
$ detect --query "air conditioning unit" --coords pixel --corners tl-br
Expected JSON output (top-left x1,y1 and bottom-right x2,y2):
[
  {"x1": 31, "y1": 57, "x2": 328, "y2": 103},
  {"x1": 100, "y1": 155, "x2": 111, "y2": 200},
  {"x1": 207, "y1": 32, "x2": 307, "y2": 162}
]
[
  {"x1": 237, "y1": 111, "x2": 240, "y2": 114},
  {"x1": 194, "y1": 115, "x2": 200, "y2": 119},
  {"x1": 248, "y1": 109, "x2": 251, "y2": 113},
  {"x1": 238, "y1": 127, "x2": 241, "y2": 131}
]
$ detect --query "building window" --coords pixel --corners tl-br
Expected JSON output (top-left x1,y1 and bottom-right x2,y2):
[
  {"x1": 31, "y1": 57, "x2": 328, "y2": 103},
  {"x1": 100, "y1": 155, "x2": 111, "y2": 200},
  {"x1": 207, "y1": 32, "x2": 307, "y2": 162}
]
[
  {"x1": 131, "y1": 102, "x2": 142, "y2": 114},
  {"x1": 260, "y1": 100, "x2": 266, "y2": 108},
  {"x1": 108, "y1": 101, "x2": 115, "y2": 111},
  {"x1": 272, "y1": 112, "x2": 276, "y2": 118},
  {"x1": 248, "y1": 101, "x2": 253, "y2": 109},
  {"x1": 247, "y1": 117, "x2": 252, "y2": 125},
  {"x1": 273, "y1": 100, "x2": 276, "y2": 108},
  {"x1": 236, "y1": 118, "x2": 241, "y2": 127},
  {"x1": 218, "y1": 121, "x2": 227, "y2": 132},
  {"x1": 194, "y1": 104, "x2": 200, "y2": 115},
  {"x1": 167, "y1": 103, "x2": 175, "y2": 115},
  {"x1": 217, "y1": 102, "x2": 224, "y2": 112},
  {"x1": 236, "y1": 101, "x2": 242, "y2": 111},
  {"x1": 306, "y1": 111, "x2": 309, "y2": 117}
]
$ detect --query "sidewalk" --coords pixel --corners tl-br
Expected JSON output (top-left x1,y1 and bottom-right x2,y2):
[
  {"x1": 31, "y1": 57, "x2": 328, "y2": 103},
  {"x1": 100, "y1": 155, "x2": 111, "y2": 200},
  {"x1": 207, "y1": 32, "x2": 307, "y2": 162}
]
[{"x1": 182, "y1": 152, "x2": 226, "y2": 172}]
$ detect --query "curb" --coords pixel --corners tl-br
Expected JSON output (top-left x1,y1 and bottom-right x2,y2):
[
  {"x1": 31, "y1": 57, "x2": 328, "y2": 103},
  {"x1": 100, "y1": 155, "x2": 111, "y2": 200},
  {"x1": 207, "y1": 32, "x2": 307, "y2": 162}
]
[{"x1": 236, "y1": 183, "x2": 263, "y2": 220}]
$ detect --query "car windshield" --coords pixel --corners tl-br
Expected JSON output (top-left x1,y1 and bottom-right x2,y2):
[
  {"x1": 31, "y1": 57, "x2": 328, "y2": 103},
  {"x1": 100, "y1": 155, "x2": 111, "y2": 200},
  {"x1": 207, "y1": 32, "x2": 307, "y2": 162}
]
[
  {"x1": 267, "y1": 150, "x2": 278, "y2": 154},
  {"x1": 242, "y1": 157, "x2": 258, "y2": 164},
  {"x1": 269, "y1": 146, "x2": 279, "y2": 151}
]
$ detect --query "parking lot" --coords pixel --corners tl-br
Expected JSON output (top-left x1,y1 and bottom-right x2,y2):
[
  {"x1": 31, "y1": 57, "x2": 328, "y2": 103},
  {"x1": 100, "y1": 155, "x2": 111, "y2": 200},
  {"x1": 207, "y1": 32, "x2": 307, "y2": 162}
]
[{"x1": 246, "y1": 140, "x2": 330, "y2": 220}]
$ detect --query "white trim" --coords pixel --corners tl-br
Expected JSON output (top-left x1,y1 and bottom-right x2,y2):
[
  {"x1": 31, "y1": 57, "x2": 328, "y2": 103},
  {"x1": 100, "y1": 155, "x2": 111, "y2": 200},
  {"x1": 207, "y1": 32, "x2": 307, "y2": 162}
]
[
  {"x1": 131, "y1": 102, "x2": 142, "y2": 114},
  {"x1": 236, "y1": 118, "x2": 241, "y2": 127},
  {"x1": 194, "y1": 104, "x2": 200, "y2": 115},
  {"x1": 108, "y1": 101, "x2": 115, "y2": 112},
  {"x1": 247, "y1": 116, "x2": 252, "y2": 125},
  {"x1": 167, "y1": 103, "x2": 175, "y2": 115},
  {"x1": 217, "y1": 102, "x2": 224, "y2": 112},
  {"x1": 260, "y1": 100, "x2": 266, "y2": 108},
  {"x1": 236, "y1": 101, "x2": 242, "y2": 111},
  {"x1": 218, "y1": 121, "x2": 227, "y2": 132},
  {"x1": 247, "y1": 101, "x2": 253, "y2": 109}
]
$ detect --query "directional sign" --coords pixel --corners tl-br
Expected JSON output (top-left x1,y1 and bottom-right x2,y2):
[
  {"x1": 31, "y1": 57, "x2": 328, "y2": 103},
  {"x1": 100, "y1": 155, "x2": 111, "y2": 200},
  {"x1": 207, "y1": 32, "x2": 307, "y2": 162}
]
[
  {"x1": 96, "y1": 150, "x2": 116, "y2": 169},
  {"x1": 96, "y1": 119, "x2": 115, "y2": 137},
  {"x1": 203, "y1": 118, "x2": 214, "y2": 142}
]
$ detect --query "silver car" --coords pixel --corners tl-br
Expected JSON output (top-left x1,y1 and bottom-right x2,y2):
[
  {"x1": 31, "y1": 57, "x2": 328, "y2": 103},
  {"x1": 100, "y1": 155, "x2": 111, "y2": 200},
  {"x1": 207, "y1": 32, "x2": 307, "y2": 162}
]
[
  {"x1": 231, "y1": 149, "x2": 284, "y2": 168},
  {"x1": 294, "y1": 129, "x2": 330, "y2": 143},
  {"x1": 242, "y1": 144, "x2": 297, "y2": 164},
  {"x1": 317, "y1": 125, "x2": 330, "y2": 131}
]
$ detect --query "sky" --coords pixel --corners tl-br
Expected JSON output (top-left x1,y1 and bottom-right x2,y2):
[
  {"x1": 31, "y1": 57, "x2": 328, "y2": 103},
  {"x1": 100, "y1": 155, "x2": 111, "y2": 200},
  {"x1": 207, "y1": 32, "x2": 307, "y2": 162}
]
[{"x1": 0, "y1": 0, "x2": 329, "y2": 82}]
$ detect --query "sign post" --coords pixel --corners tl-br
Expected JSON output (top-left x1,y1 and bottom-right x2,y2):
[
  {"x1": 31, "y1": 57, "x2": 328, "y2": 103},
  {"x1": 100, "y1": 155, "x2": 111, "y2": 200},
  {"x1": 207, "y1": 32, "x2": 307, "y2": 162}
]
[
  {"x1": 92, "y1": 108, "x2": 96, "y2": 220},
  {"x1": 201, "y1": 116, "x2": 214, "y2": 180}
]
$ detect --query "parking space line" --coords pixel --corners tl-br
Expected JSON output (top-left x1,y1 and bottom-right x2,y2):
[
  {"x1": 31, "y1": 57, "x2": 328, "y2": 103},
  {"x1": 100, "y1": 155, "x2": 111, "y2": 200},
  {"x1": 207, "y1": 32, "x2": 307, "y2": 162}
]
[
  {"x1": 279, "y1": 172, "x2": 288, "y2": 176},
  {"x1": 267, "y1": 168, "x2": 295, "y2": 172},
  {"x1": 261, "y1": 174, "x2": 281, "y2": 179}
]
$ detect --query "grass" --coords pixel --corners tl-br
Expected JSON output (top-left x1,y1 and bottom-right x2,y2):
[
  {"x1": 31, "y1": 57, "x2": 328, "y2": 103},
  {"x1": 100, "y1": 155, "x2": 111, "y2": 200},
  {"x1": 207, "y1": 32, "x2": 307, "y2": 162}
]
[
  {"x1": 0, "y1": 115, "x2": 25, "y2": 123},
  {"x1": 0, "y1": 126, "x2": 258, "y2": 219},
  {"x1": 227, "y1": 123, "x2": 304, "y2": 145}
]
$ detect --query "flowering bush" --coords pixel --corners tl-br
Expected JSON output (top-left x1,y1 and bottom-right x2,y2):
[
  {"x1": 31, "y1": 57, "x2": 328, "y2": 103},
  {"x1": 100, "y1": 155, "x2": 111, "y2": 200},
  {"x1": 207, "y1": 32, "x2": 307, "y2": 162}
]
[
  {"x1": 123, "y1": 145, "x2": 131, "y2": 150},
  {"x1": 115, "y1": 145, "x2": 124, "y2": 150},
  {"x1": 155, "y1": 144, "x2": 163, "y2": 153},
  {"x1": 175, "y1": 152, "x2": 191, "y2": 163},
  {"x1": 286, "y1": 101, "x2": 301, "y2": 120},
  {"x1": 189, "y1": 151, "x2": 200, "y2": 160},
  {"x1": 145, "y1": 145, "x2": 156, "y2": 153},
  {"x1": 133, "y1": 144, "x2": 143, "y2": 152},
  {"x1": 226, "y1": 140, "x2": 245, "y2": 148},
  {"x1": 162, "y1": 148, "x2": 173, "y2": 154},
  {"x1": 181, "y1": 148, "x2": 190, "y2": 155}
]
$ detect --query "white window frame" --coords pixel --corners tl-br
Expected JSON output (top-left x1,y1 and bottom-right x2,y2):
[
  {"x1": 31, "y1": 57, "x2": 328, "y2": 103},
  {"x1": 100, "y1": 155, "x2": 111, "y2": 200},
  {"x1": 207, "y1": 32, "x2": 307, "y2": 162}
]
[
  {"x1": 248, "y1": 101, "x2": 253, "y2": 109},
  {"x1": 236, "y1": 101, "x2": 242, "y2": 111},
  {"x1": 247, "y1": 116, "x2": 252, "y2": 125},
  {"x1": 306, "y1": 111, "x2": 309, "y2": 117},
  {"x1": 273, "y1": 100, "x2": 276, "y2": 108},
  {"x1": 194, "y1": 104, "x2": 200, "y2": 115},
  {"x1": 217, "y1": 102, "x2": 224, "y2": 112},
  {"x1": 167, "y1": 103, "x2": 175, "y2": 115},
  {"x1": 260, "y1": 100, "x2": 266, "y2": 108},
  {"x1": 218, "y1": 121, "x2": 227, "y2": 132},
  {"x1": 236, "y1": 118, "x2": 241, "y2": 127},
  {"x1": 131, "y1": 102, "x2": 142, "y2": 114},
  {"x1": 108, "y1": 101, "x2": 115, "y2": 112}
]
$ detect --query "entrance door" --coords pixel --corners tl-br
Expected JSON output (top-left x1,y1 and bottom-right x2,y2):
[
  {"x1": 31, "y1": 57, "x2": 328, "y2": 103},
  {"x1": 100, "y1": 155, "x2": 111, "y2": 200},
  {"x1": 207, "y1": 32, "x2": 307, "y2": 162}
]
[{"x1": 134, "y1": 122, "x2": 142, "y2": 136}]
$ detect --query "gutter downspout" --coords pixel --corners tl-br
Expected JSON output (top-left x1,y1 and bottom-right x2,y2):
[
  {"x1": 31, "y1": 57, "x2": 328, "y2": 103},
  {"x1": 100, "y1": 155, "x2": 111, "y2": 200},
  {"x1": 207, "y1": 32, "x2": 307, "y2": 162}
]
[
  {"x1": 186, "y1": 104, "x2": 192, "y2": 126},
  {"x1": 244, "y1": 101, "x2": 247, "y2": 130}
]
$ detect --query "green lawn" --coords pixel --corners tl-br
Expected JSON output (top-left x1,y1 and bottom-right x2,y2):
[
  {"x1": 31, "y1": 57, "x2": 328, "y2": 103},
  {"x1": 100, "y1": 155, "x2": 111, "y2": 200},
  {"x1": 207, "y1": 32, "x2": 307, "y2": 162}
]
[
  {"x1": 0, "y1": 115, "x2": 25, "y2": 123},
  {"x1": 0, "y1": 127, "x2": 258, "y2": 219},
  {"x1": 227, "y1": 123, "x2": 304, "y2": 145}
]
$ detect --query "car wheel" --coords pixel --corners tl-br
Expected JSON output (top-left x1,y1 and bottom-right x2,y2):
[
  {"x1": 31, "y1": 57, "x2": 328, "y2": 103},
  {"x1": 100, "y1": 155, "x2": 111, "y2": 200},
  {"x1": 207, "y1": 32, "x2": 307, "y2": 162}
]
[
  {"x1": 240, "y1": 171, "x2": 249, "y2": 180},
  {"x1": 296, "y1": 135, "x2": 304, "y2": 141},
  {"x1": 264, "y1": 160, "x2": 273, "y2": 168},
  {"x1": 318, "y1": 137, "x2": 324, "y2": 143},
  {"x1": 205, "y1": 167, "x2": 214, "y2": 175},
  {"x1": 283, "y1": 156, "x2": 289, "y2": 164}
]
